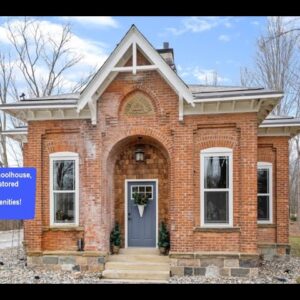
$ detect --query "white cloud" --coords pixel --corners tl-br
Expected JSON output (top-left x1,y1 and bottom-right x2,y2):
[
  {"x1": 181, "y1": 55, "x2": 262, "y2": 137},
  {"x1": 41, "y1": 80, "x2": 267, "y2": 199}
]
[
  {"x1": 0, "y1": 18, "x2": 110, "y2": 94},
  {"x1": 224, "y1": 22, "x2": 232, "y2": 28},
  {"x1": 166, "y1": 17, "x2": 233, "y2": 36},
  {"x1": 192, "y1": 67, "x2": 230, "y2": 84},
  {"x1": 251, "y1": 21, "x2": 260, "y2": 26},
  {"x1": 219, "y1": 34, "x2": 231, "y2": 42},
  {"x1": 178, "y1": 65, "x2": 230, "y2": 85},
  {"x1": 62, "y1": 16, "x2": 118, "y2": 28}
]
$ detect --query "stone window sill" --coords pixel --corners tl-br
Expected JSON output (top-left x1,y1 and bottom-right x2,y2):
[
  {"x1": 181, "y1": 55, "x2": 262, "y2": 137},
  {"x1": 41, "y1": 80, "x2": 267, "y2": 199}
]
[
  {"x1": 193, "y1": 227, "x2": 240, "y2": 233},
  {"x1": 257, "y1": 224, "x2": 276, "y2": 228},
  {"x1": 43, "y1": 226, "x2": 84, "y2": 232}
]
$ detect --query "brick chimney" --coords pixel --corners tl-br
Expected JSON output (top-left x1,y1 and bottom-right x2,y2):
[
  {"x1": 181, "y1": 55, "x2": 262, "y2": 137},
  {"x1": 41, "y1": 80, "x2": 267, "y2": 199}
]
[{"x1": 157, "y1": 42, "x2": 176, "y2": 72}]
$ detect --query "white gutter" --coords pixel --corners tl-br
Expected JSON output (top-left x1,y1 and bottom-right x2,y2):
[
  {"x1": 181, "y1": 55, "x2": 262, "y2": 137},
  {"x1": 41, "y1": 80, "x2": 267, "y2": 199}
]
[
  {"x1": 193, "y1": 93, "x2": 283, "y2": 103},
  {"x1": 260, "y1": 123, "x2": 300, "y2": 128},
  {"x1": 0, "y1": 104, "x2": 77, "y2": 110}
]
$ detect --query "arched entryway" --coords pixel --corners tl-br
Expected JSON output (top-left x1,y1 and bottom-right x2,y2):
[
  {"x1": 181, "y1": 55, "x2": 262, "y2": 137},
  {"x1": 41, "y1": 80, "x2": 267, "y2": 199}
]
[{"x1": 107, "y1": 135, "x2": 170, "y2": 248}]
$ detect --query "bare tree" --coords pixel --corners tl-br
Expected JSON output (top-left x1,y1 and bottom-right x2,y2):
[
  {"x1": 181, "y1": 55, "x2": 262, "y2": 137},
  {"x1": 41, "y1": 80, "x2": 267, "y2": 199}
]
[
  {"x1": 0, "y1": 54, "x2": 13, "y2": 167},
  {"x1": 241, "y1": 17, "x2": 299, "y2": 115},
  {"x1": 240, "y1": 17, "x2": 300, "y2": 221},
  {"x1": 0, "y1": 17, "x2": 96, "y2": 168},
  {"x1": 5, "y1": 17, "x2": 85, "y2": 97}
]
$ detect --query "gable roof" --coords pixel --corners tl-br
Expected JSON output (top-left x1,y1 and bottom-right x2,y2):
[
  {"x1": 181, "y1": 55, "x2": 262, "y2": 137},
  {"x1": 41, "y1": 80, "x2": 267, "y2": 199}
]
[
  {"x1": 77, "y1": 25, "x2": 195, "y2": 115},
  {"x1": 0, "y1": 26, "x2": 286, "y2": 128}
]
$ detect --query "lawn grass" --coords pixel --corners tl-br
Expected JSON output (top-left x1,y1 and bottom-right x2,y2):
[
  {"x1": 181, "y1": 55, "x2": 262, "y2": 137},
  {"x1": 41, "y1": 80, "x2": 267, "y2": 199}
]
[{"x1": 290, "y1": 236, "x2": 300, "y2": 257}]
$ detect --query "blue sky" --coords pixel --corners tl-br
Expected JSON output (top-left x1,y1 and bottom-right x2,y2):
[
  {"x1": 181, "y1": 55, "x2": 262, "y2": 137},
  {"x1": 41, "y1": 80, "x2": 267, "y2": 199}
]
[{"x1": 0, "y1": 16, "x2": 268, "y2": 89}]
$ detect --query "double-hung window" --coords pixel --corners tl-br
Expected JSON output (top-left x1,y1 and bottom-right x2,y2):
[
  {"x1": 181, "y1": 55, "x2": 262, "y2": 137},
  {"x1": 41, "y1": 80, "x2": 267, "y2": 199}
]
[
  {"x1": 200, "y1": 148, "x2": 233, "y2": 227},
  {"x1": 50, "y1": 152, "x2": 79, "y2": 226},
  {"x1": 257, "y1": 162, "x2": 272, "y2": 224}
]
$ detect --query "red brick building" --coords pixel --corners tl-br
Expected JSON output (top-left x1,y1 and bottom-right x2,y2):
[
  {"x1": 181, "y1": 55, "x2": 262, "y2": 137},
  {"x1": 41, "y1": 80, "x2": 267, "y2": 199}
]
[{"x1": 1, "y1": 25, "x2": 300, "y2": 279}]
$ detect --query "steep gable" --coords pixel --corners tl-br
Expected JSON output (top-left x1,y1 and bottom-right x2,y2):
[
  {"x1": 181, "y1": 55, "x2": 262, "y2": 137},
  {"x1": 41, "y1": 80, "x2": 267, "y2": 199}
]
[{"x1": 77, "y1": 25, "x2": 194, "y2": 124}]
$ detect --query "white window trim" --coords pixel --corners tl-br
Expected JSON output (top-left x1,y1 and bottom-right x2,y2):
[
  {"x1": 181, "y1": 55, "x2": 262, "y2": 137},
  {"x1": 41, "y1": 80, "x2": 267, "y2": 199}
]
[
  {"x1": 50, "y1": 152, "x2": 79, "y2": 227},
  {"x1": 257, "y1": 162, "x2": 273, "y2": 224},
  {"x1": 200, "y1": 147, "x2": 233, "y2": 228}
]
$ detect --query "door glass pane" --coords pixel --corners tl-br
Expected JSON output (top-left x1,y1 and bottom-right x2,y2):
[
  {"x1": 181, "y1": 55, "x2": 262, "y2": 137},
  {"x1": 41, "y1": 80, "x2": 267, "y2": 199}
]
[
  {"x1": 204, "y1": 156, "x2": 228, "y2": 189},
  {"x1": 204, "y1": 191, "x2": 228, "y2": 223},
  {"x1": 258, "y1": 195, "x2": 269, "y2": 220},
  {"x1": 54, "y1": 192, "x2": 75, "y2": 223},
  {"x1": 131, "y1": 185, "x2": 153, "y2": 200},
  {"x1": 258, "y1": 169, "x2": 269, "y2": 194},
  {"x1": 53, "y1": 160, "x2": 75, "y2": 191}
]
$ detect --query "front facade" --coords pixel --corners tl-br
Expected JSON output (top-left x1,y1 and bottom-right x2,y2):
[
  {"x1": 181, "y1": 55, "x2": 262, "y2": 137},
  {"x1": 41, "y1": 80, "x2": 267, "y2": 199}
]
[{"x1": 2, "y1": 25, "x2": 300, "y2": 278}]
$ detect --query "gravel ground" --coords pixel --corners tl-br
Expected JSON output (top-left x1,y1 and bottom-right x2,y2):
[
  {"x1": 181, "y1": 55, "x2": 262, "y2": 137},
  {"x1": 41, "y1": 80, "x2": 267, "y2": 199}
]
[
  {"x1": 0, "y1": 247, "x2": 103, "y2": 284},
  {"x1": 1, "y1": 246, "x2": 300, "y2": 283}
]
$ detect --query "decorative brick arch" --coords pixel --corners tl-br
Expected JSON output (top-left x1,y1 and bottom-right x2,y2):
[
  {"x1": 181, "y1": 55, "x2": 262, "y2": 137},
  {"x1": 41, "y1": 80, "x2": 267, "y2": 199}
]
[
  {"x1": 118, "y1": 85, "x2": 164, "y2": 118},
  {"x1": 104, "y1": 127, "x2": 173, "y2": 161},
  {"x1": 196, "y1": 135, "x2": 239, "y2": 150}
]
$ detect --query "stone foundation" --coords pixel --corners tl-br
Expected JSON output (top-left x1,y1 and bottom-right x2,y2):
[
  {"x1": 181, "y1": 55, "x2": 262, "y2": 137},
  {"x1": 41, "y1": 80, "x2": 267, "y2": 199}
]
[
  {"x1": 169, "y1": 252, "x2": 259, "y2": 277},
  {"x1": 27, "y1": 251, "x2": 108, "y2": 272},
  {"x1": 258, "y1": 243, "x2": 291, "y2": 261}
]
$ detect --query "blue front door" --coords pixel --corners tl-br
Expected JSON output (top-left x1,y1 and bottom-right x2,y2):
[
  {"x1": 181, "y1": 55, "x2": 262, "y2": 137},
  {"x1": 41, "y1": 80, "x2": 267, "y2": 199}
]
[{"x1": 127, "y1": 181, "x2": 156, "y2": 247}]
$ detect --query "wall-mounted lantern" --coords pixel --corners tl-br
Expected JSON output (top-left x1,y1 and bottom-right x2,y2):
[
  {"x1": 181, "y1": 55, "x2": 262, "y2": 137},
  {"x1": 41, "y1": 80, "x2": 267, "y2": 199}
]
[{"x1": 135, "y1": 146, "x2": 145, "y2": 162}]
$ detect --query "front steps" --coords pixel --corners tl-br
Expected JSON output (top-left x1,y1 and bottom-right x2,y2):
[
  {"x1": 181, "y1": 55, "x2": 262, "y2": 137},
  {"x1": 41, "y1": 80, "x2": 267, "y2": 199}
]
[{"x1": 102, "y1": 248, "x2": 170, "y2": 283}]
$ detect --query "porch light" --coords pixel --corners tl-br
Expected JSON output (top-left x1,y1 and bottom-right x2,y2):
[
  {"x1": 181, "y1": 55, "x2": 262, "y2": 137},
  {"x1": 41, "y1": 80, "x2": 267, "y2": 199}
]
[{"x1": 135, "y1": 146, "x2": 145, "y2": 162}]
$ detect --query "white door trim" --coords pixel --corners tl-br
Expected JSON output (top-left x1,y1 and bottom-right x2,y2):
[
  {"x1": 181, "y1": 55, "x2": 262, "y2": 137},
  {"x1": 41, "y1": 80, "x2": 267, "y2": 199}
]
[{"x1": 124, "y1": 179, "x2": 158, "y2": 248}]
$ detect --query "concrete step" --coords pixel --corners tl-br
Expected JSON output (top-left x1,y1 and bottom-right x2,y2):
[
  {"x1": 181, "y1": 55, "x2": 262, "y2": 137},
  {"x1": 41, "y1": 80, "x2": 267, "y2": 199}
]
[
  {"x1": 106, "y1": 261, "x2": 170, "y2": 271},
  {"x1": 119, "y1": 248, "x2": 159, "y2": 255},
  {"x1": 108, "y1": 254, "x2": 169, "y2": 263},
  {"x1": 102, "y1": 269, "x2": 170, "y2": 281}
]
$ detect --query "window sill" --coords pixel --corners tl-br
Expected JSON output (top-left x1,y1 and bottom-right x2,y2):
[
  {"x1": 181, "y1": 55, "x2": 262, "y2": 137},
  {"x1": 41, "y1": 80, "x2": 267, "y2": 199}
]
[
  {"x1": 258, "y1": 224, "x2": 276, "y2": 228},
  {"x1": 43, "y1": 226, "x2": 84, "y2": 232},
  {"x1": 193, "y1": 227, "x2": 240, "y2": 233}
]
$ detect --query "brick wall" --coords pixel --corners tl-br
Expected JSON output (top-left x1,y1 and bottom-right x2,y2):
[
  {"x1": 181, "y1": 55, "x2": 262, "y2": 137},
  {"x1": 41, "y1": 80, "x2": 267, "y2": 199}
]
[
  {"x1": 257, "y1": 136, "x2": 290, "y2": 253},
  {"x1": 23, "y1": 59, "x2": 290, "y2": 256}
]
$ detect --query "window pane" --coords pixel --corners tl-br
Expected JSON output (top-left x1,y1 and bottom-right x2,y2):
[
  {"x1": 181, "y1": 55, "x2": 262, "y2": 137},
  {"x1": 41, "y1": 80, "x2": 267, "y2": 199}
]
[
  {"x1": 139, "y1": 186, "x2": 145, "y2": 192},
  {"x1": 132, "y1": 186, "x2": 138, "y2": 193},
  {"x1": 53, "y1": 160, "x2": 75, "y2": 191},
  {"x1": 204, "y1": 156, "x2": 228, "y2": 189},
  {"x1": 54, "y1": 193, "x2": 75, "y2": 223},
  {"x1": 204, "y1": 191, "x2": 228, "y2": 223},
  {"x1": 146, "y1": 186, "x2": 152, "y2": 192},
  {"x1": 258, "y1": 169, "x2": 269, "y2": 194},
  {"x1": 258, "y1": 195, "x2": 269, "y2": 220}
]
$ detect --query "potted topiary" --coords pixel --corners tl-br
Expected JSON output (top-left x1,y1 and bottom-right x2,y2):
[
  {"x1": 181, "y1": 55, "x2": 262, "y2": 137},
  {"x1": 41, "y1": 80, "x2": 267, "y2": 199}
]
[
  {"x1": 158, "y1": 222, "x2": 170, "y2": 255},
  {"x1": 110, "y1": 222, "x2": 121, "y2": 254},
  {"x1": 132, "y1": 192, "x2": 149, "y2": 217}
]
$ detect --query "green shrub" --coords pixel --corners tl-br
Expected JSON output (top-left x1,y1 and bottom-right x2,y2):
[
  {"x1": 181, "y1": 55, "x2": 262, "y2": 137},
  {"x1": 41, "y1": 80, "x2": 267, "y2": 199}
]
[
  {"x1": 132, "y1": 192, "x2": 149, "y2": 205},
  {"x1": 290, "y1": 215, "x2": 297, "y2": 222},
  {"x1": 110, "y1": 222, "x2": 121, "y2": 247},
  {"x1": 158, "y1": 222, "x2": 170, "y2": 249}
]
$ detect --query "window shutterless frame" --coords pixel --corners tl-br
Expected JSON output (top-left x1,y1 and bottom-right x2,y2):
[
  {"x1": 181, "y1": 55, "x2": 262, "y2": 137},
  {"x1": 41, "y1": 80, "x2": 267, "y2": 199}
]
[
  {"x1": 257, "y1": 162, "x2": 272, "y2": 224},
  {"x1": 49, "y1": 152, "x2": 79, "y2": 227},
  {"x1": 200, "y1": 147, "x2": 233, "y2": 228}
]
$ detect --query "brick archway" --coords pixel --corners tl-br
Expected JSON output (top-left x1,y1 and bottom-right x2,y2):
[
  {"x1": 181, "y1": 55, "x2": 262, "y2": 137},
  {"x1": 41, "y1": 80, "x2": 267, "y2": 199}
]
[{"x1": 104, "y1": 131, "x2": 172, "y2": 250}]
